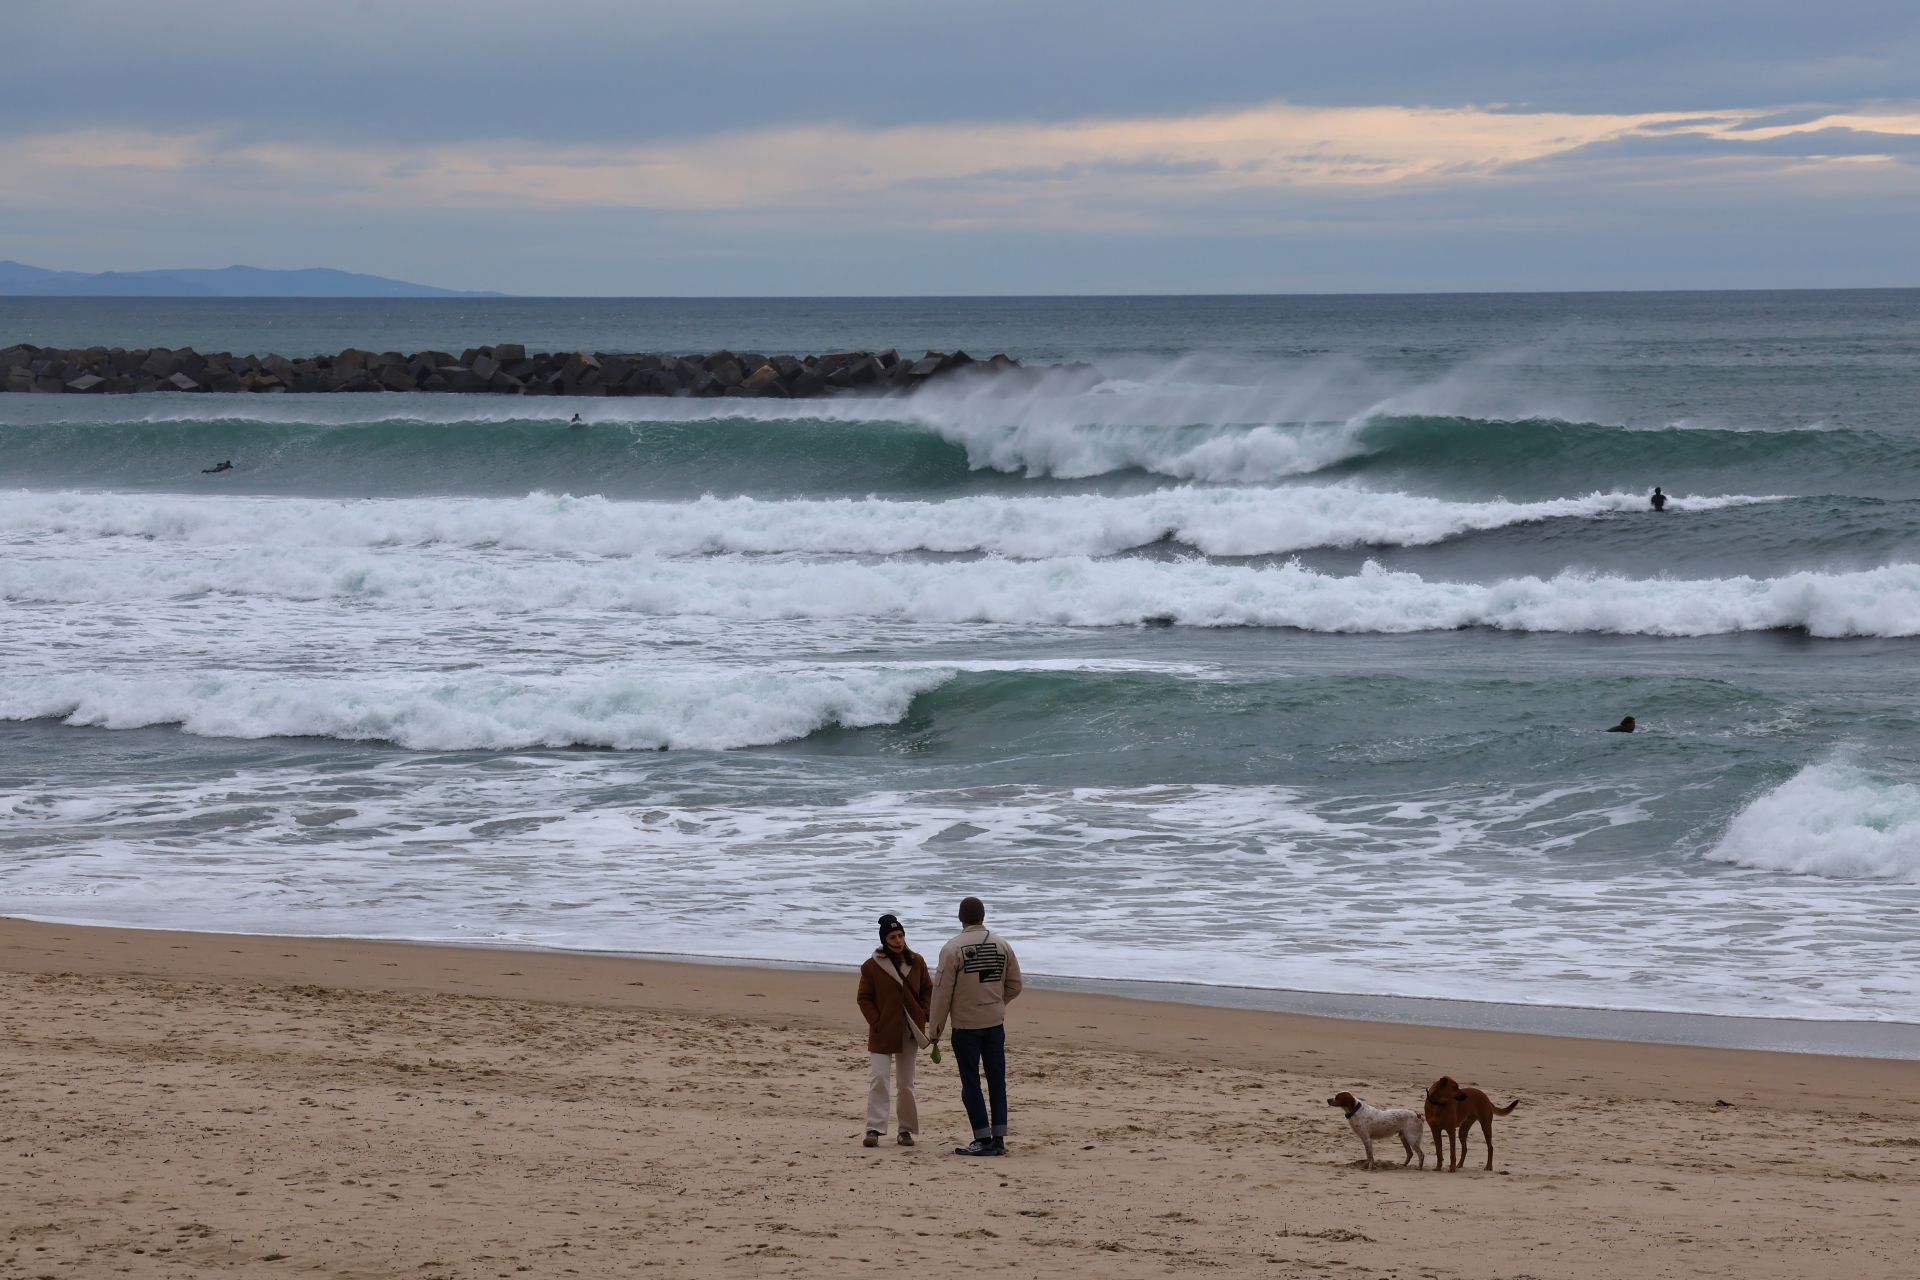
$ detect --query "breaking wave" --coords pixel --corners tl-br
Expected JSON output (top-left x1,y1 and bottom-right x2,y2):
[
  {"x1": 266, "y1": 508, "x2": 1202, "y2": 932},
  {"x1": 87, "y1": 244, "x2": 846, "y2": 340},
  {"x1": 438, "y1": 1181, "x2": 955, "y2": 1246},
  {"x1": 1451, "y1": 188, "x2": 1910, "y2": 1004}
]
[
  {"x1": 1708, "y1": 759, "x2": 1920, "y2": 882},
  {"x1": 8, "y1": 544, "x2": 1920, "y2": 637},
  {"x1": 5, "y1": 380, "x2": 1914, "y2": 499},
  {"x1": 0, "y1": 665, "x2": 956, "y2": 752},
  {"x1": 2, "y1": 487, "x2": 1783, "y2": 560}
]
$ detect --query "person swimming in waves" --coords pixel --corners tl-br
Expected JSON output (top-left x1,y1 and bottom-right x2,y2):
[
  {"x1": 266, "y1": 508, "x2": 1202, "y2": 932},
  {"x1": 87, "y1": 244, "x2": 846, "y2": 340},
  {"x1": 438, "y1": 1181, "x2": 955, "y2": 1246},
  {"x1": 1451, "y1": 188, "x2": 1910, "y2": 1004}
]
[
  {"x1": 569, "y1": 413, "x2": 584, "y2": 428},
  {"x1": 202, "y1": 460, "x2": 233, "y2": 474},
  {"x1": 1606, "y1": 715, "x2": 1637, "y2": 733},
  {"x1": 1650, "y1": 487, "x2": 1667, "y2": 511}
]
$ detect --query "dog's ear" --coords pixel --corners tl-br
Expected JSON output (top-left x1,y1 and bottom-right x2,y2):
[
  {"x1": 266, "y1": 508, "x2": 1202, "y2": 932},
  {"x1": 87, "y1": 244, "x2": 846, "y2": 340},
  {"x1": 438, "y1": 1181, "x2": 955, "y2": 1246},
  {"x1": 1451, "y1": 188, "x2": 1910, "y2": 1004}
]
[{"x1": 1454, "y1": 1092, "x2": 1469, "y2": 1101}]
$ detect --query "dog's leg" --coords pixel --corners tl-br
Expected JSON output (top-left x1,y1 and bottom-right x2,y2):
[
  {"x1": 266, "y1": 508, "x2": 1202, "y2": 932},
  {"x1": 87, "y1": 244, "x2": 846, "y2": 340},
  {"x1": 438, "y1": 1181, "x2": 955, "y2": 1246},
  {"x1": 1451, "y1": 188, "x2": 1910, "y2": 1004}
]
[
  {"x1": 1425, "y1": 1117, "x2": 1444, "y2": 1172},
  {"x1": 1400, "y1": 1131, "x2": 1416, "y2": 1167},
  {"x1": 1361, "y1": 1134, "x2": 1376, "y2": 1170},
  {"x1": 1479, "y1": 1114, "x2": 1495, "y2": 1171}
]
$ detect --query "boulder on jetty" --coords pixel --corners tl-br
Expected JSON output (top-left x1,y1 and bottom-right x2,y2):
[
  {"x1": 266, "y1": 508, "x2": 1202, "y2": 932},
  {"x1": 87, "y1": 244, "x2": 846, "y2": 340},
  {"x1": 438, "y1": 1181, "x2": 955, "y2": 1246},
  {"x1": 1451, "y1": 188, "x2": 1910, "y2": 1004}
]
[{"x1": 0, "y1": 343, "x2": 1092, "y2": 397}]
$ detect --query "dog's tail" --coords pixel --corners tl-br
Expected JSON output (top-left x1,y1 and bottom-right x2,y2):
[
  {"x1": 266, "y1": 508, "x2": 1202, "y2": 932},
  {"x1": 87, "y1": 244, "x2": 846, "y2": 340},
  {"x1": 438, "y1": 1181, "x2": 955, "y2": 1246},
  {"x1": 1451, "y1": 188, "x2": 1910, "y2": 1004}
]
[{"x1": 1493, "y1": 1099, "x2": 1521, "y2": 1116}]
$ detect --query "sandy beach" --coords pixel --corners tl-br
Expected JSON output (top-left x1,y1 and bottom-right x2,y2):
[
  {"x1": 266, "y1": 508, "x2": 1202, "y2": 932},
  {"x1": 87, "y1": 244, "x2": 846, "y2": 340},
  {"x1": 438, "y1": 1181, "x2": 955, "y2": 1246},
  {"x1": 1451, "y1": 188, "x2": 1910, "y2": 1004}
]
[{"x1": 2, "y1": 917, "x2": 1915, "y2": 1279}]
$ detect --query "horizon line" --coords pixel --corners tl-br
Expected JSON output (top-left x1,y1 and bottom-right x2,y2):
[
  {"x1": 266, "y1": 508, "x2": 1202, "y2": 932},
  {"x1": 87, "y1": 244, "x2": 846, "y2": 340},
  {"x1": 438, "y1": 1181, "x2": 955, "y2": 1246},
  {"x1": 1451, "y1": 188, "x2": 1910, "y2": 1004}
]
[{"x1": 6, "y1": 283, "x2": 1920, "y2": 301}]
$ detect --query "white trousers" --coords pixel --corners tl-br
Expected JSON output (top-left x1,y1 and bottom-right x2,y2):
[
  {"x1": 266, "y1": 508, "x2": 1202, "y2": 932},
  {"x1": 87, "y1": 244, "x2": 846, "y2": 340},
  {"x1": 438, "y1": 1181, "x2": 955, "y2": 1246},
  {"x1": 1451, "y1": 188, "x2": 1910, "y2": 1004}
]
[{"x1": 866, "y1": 1045, "x2": 919, "y2": 1136}]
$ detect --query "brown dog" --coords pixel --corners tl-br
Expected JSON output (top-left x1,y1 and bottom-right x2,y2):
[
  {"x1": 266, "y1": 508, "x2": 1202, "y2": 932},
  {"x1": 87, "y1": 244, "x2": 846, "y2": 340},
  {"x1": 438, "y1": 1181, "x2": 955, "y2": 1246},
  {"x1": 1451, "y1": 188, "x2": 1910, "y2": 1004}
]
[{"x1": 1423, "y1": 1075, "x2": 1520, "y2": 1171}]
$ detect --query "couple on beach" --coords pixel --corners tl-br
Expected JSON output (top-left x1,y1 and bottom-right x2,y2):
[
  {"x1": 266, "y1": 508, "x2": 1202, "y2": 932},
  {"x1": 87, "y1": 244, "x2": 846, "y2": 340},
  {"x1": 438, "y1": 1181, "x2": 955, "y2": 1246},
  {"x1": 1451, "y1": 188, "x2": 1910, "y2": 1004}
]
[{"x1": 856, "y1": 896, "x2": 1022, "y2": 1157}]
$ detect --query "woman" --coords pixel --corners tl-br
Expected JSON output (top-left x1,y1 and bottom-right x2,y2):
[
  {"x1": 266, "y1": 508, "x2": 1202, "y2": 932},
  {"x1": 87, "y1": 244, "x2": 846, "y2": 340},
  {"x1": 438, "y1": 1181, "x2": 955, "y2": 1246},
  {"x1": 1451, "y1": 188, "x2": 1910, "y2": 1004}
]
[{"x1": 856, "y1": 912, "x2": 933, "y2": 1147}]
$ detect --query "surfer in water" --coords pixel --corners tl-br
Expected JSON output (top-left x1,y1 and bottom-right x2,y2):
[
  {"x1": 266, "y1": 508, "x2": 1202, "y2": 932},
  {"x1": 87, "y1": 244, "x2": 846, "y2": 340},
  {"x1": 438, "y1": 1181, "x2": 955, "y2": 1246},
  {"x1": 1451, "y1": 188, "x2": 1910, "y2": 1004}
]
[
  {"x1": 202, "y1": 460, "x2": 233, "y2": 474},
  {"x1": 568, "y1": 413, "x2": 584, "y2": 428},
  {"x1": 1605, "y1": 715, "x2": 1637, "y2": 733},
  {"x1": 1650, "y1": 486, "x2": 1667, "y2": 511}
]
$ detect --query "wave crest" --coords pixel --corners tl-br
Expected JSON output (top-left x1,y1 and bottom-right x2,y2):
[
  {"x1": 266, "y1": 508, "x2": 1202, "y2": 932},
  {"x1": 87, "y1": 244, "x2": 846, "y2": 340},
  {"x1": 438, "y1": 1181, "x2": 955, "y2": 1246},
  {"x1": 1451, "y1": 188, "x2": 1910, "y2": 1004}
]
[
  {"x1": 1708, "y1": 760, "x2": 1920, "y2": 881},
  {"x1": 2, "y1": 487, "x2": 1782, "y2": 560},
  {"x1": 7, "y1": 546, "x2": 1920, "y2": 636},
  {"x1": 1, "y1": 666, "x2": 955, "y2": 752}
]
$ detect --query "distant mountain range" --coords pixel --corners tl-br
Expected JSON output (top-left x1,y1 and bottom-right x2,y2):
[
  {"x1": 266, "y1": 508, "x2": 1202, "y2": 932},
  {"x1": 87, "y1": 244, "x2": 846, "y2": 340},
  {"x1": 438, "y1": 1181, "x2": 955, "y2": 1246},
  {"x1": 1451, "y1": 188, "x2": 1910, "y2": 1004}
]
[{"x1": 0, "y1": 261, "x2": 502, "y2": 298}]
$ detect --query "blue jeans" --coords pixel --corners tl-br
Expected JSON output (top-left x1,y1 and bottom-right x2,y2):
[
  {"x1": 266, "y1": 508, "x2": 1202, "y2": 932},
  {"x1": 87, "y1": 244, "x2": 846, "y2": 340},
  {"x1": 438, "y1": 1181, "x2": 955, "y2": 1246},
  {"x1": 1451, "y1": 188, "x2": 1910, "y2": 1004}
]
[{"x1": 950, "y1": 1024, "x2": 1007, "y2": 1140}]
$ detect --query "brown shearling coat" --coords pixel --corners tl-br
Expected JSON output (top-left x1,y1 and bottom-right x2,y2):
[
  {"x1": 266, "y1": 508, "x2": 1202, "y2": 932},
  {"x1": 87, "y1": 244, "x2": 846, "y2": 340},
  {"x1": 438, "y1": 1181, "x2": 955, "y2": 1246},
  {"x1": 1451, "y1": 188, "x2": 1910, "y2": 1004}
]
[{"x1": 856, "y1": 947, "x2": 932, "y2": 1055}]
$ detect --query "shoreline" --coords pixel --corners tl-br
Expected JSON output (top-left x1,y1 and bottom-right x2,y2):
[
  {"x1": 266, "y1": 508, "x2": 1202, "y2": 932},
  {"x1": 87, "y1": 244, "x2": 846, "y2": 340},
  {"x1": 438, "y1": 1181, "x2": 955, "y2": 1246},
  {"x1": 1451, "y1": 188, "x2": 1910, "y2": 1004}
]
[
  {"x1": 4, "y1": 915, "x2": 1917, "y2": 1278},
  {"x1": 8, "y1": 913, "x2": 1916, "y2": 1060},
  {"x1": 7, "y1": 916, "x2": 1916, "y2": 1090}
]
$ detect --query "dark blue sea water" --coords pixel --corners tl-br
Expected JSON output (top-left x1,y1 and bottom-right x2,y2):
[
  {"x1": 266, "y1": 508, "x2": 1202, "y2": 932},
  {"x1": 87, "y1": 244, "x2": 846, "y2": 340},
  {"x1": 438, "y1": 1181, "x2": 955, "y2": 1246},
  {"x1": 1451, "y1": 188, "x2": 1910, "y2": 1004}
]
[{"x1": 3, "y1": 292, "x2": 1918, "y2": 1041}]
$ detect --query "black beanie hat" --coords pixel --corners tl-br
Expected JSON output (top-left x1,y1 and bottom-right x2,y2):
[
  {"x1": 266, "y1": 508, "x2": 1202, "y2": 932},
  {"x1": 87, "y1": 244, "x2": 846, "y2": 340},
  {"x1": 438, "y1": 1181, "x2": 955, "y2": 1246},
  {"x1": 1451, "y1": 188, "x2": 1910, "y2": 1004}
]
[{"x1": 877, "y1": 913, "x2": 904, "y2": 941}]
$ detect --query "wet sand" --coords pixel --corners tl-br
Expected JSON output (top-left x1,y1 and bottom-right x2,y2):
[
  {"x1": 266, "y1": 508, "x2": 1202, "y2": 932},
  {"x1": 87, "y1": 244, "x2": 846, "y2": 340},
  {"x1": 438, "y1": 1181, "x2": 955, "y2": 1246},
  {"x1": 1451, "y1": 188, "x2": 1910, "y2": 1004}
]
[{"x1": 3, "y1": 917, "x2": 1915, "y2": 1278}]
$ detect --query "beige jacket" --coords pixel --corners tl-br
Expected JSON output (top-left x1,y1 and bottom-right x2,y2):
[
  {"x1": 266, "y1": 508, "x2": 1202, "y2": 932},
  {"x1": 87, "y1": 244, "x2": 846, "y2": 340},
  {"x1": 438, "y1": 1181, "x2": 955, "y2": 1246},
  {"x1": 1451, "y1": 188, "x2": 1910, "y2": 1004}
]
[{"x1": 928, "y1": 924, "x2": 1023, "y2": 1036}]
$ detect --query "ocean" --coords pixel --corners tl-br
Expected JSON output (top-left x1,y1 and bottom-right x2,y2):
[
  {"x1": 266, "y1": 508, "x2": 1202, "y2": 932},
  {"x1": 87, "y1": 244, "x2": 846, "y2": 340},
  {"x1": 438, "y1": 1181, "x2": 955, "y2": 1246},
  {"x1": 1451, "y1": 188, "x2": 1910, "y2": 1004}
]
[{"x1": 3, "y1": 291, "x2": 1918, "y2": 1043}]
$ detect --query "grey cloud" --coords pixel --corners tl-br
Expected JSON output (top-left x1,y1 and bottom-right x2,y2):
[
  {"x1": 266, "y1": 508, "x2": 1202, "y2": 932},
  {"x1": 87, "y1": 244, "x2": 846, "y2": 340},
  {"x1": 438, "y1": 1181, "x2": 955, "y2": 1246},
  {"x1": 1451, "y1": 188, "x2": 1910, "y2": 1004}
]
[
  {"x1": 5, "y1": 0, "x2": 1919, "y2": 295},
  {"x1": 1511, "y1": 125, "x2": 1920, "y2": 172},
  {"x1": 954, "y1": 158, "x2": 1226, "y2": 185},
  {"x1": 2, "y1": 0, "x2": 1916, "y2": 148},
  {"x1": 10, "y1": 168, "x2": 1918, "y2": 296},
  {"x1": 1640, "y1": 116, "x2": 1745, "y2": 133},
  {"x1": 1730, "y1": 107, "x2": 1850, "y2": 131}
]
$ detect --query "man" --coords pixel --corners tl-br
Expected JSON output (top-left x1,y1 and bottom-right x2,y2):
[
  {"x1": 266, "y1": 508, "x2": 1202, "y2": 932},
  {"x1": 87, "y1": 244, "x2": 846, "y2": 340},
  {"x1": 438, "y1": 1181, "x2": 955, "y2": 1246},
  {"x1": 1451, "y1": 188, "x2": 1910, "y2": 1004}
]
[
  {"x1": 855, "y1": 913, "x2": 932, "y2": 1148},
  {"x1": 1606, "y1": 715, "x2": 1637, "y2": 733},
  {"x1": 1650, "y1": 486, "x2": 1667, "y2": 511},
  {"x1": 928, "y1": 896, "x2": 1022, "y2": 1157}
]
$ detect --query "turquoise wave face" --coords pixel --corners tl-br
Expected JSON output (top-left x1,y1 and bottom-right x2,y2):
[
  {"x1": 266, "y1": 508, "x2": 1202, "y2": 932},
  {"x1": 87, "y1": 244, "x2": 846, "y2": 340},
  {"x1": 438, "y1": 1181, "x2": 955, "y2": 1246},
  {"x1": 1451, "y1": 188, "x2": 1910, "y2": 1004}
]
[
  {"x1": 7, "y1": 405, "x2": 1920, "y2": 502},
  {"x1": 0, "y1": 412, "x2": 981, "y2": 499},
  {"x1": 1337, "y1": 416, "x2": 1920, "y2": 499}
]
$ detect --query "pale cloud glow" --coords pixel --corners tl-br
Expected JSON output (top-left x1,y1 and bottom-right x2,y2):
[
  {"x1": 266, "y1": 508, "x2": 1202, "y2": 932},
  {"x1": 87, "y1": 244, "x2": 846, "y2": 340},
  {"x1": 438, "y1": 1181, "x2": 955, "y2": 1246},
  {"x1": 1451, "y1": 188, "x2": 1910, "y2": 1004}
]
[
  {"x1": 10, "y1": 100, "x2": 1920, "y2": 237},
  {"x1": 3, "y1": 0, "x2": 1916, "y2": 293}
]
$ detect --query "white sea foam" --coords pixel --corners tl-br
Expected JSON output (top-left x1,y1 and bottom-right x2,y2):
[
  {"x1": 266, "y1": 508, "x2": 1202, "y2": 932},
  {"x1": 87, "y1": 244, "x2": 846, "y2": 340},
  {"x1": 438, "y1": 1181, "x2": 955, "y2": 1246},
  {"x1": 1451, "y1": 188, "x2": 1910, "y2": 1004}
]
[
  {"x1": 0, "y1": 666, "x2": 955, "y2": 751},
  {"x1": 7, "y1": 538, "x2": 1919, "y2": 637},
  {"x1": 5, "y1": 764, "x2": 1915, "y2": 1022},
  {"x1": 0, "y1": 488, "x2": 1780, "y2": 560},
  {"x1": 1708, "y1": 760, "x2": 1920, "y2": 882},
  {"x1": 0, "y1": 657, "x2": 1224, "y2": 751}
]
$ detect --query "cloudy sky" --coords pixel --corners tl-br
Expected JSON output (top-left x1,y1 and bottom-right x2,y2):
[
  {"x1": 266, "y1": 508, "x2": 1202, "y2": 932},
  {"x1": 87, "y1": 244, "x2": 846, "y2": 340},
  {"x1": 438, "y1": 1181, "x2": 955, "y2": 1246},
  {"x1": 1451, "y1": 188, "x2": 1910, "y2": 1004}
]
[{"x1": 4, "y1": 0, "x2": 1918, "y2": 294}]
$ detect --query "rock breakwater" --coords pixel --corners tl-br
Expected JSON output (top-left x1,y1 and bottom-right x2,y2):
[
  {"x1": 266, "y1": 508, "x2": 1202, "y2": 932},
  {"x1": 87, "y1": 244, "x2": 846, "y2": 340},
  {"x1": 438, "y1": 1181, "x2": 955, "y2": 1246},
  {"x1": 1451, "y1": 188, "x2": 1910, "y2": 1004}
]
[{"x1": 0, "y1": 343, "x2": 1085, "y2": 397}]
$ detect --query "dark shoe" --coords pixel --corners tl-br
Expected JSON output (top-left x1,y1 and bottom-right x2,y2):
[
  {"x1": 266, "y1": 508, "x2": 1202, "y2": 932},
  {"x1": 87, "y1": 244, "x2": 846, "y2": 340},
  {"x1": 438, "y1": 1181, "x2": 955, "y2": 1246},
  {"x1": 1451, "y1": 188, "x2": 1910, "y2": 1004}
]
[
  {"x1": 991, "y1": 1136, "x2": 1006, "y2": 1155},
  {"x1": 863, "y1": 1131, "x2": 880, "y2": 1148},
  {"x1": 953, "y1": 1139, "x2": 1001, "y2": 1157},
  {"x1": 897, "y1": 1131, "x2": 915, "y2": 1147}
]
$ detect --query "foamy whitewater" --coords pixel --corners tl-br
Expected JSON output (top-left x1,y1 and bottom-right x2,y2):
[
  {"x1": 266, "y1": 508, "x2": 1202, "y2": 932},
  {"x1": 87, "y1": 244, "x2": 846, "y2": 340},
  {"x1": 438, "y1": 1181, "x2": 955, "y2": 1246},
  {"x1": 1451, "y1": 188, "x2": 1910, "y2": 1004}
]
[{"x1": 3, "y1": 292, "x2": 1918, "y2": 1034}]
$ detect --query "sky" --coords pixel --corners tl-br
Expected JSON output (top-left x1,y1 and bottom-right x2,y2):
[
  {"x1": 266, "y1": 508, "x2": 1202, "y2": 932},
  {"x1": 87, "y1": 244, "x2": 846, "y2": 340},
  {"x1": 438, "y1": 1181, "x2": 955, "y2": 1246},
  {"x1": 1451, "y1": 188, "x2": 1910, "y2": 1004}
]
[{"x1": 3, "y1": 0, "x2": 1918, "y2": 295}]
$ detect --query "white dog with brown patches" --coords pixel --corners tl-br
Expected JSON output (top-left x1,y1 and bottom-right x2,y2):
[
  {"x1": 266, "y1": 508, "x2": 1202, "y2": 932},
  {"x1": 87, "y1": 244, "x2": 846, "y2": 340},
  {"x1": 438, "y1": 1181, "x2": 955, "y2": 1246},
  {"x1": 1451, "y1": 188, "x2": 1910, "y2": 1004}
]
[{"x1": 1327, "y1": 1091, "x2": 1426, "y2": 1169}]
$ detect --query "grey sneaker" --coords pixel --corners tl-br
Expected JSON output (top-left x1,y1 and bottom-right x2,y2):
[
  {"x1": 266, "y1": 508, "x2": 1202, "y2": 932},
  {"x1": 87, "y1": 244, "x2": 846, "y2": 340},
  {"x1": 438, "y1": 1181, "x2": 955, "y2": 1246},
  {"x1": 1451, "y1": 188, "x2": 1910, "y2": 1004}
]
[
  {"x1": 863, "y1": 1131, "x2": 880, "y2": 1148},
  {"x1": 897, "y1": 1131, "x2": 915, "y2": 1147},
  {"x1": 953, "y1": 1138, "x2": 1001, "y2": 1157}
]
